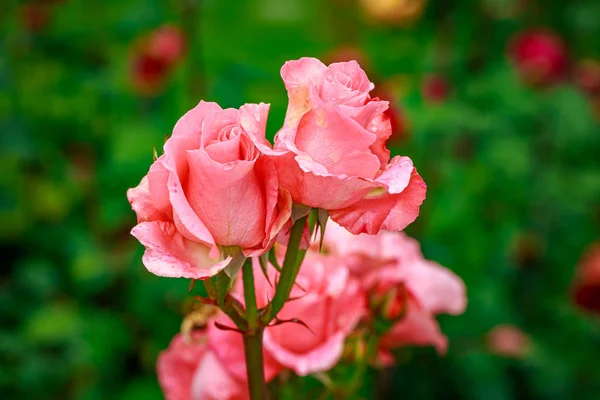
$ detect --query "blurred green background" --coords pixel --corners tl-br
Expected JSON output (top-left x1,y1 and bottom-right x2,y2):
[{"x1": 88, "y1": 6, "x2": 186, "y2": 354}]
[{"x1": 1, "y1": 0, "x2": 600, "y2": 399}]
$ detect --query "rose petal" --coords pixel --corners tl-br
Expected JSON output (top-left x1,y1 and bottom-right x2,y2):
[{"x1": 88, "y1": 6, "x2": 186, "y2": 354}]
[
  {"x1": 329, "y1": 157, "x2": 426, "y2": 234},
  {"x1": 157, "y1": 332, "x2": 207, "y2": 400},
  {"x1": 131, "y1": 221, "x2": 228, "y2": 279},
  {"x1": 294, "y1": 98, "x2": 380, "y2": 179},
  {"x1": 380, "y1": 299, "x2": 448, "y2": 354},
  {"x1": 185, "y1": 150, "x2": 265, "y2": 248}
]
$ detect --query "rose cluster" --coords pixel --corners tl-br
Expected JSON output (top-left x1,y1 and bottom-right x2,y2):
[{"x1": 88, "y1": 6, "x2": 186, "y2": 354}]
[
  {"x1": 127, "y1": 57, "x2": 464, "y2": 399},
  {"x1": 127, "y1": 57, "x2": 426, "y2": 279},
  {"x1": 157, "y1": 222, "x2": 466, "y2": 400}
]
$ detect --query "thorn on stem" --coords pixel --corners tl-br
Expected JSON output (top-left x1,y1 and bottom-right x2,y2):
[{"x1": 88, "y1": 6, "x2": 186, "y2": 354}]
[{"x1": 214, "y1": 321, "x2": 245, "y2": 334}]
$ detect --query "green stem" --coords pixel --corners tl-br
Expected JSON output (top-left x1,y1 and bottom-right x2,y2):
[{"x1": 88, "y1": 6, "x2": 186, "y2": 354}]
[
  {"x1": 264, "y1": 215, "x2": 308, "y2": 323},
  {"x1": 243, "y1": 329, "x2": 269, "y2": 400},
  {"x1": 242, "y1": 258, "x2": 259, "y2": 332}
]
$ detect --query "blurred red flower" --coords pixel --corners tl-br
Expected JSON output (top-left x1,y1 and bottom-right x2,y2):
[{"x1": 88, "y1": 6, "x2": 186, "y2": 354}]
[
  {"x1": 130, "y1": 25, "x2": 186, "y2": 95},
  {"x1": 572, "y1": 242, "x2": 600, "y2": 314},
  {"x1": 422, "y1": 74, "x2": 449, "y2": 103},
  {"x1": 508, "y1": 29, "x2": 569, "y2": 86}
]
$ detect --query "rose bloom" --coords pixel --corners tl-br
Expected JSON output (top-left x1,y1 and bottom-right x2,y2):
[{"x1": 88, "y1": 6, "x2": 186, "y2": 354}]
[
  {"x1": 508, "y1": 29, "x2": 569, "y2": 86},
  {"x1": 272, "y1": 57, "x2": 426, "y2": 235},
  {"x1": 486, "y1": 324, "x2": 530, "y2": 358},
  {"x1": 127, "y1": 101, "x2": 291, "y2": 279},
  {"x1": 218, "y1": 254, "x2": 364, "y2": 376},
  {"x1": 324, "y1": 221, "x2": 466, "y2": 355},
  {"x1": 571, "y1": 242, "x2": 600, "y2": 314},
  {"x1": 157, "y1": 332, "x2": 250, "y2": 400}
]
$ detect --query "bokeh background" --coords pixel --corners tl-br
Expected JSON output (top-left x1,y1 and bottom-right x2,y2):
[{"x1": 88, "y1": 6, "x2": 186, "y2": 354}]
[{"x1": 2, "y1": 0, "x2": 600, "y2": 399}]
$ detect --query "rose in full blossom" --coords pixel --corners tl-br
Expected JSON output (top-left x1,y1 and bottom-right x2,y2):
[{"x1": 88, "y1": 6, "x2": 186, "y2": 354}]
[
  {"x1": 324, "y1": 221, "x2": 466, "y2": 354},
  {"x1": 571, "y1": 242, "x2": 600, "y2": 314},
  {"x1": 508, "y1": 29, "x2": 569, "y2": 86},
  {"x1": 272, "y1": 57, "x2": 426, "y2": 235},
  {"x1": 127, "y1": 101, "x2": 291, "y2": 279},
  {"x1": 157, "y1": 332, "x2": 249, "y2": 400}
]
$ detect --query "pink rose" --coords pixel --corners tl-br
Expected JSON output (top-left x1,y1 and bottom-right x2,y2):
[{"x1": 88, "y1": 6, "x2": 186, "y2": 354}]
[
  {"x1": 157, "y1": 332, "x2": 249, "y2": 400},
  {"x1": 273, "y1": 57, "x2": 426, "y2": 234},
  {"x1": 324, "y1": 221, "x2": 466, "y2": 354},
  {"x1": 127, "y1": 101, "x2": 292, "y2": 279},
  {"x1": 225, "y1": 255, "x2": 364, "y2": 376}
]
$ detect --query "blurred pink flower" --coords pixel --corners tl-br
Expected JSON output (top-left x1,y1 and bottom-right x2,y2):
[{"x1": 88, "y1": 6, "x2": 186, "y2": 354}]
[
  {"x1": 324, "y1": 221, "x2": 466, "y2": 355},
  {"x1": 572, "y1": 242, "x2": 600, "y2": 314},
  {"x1": 486, "y1": 324, "x2": 530, "y2": 358},
  {"x1": 127, "y1": 101, "x2": 291, "y2": 279},
  {"x1": 272, "y1": 57, "x2": 426, "y2": 234},
  {"x1": 157, "y1": 332, "x2": 249, "y2": 400},
  {"x1": 508, "y1": 29, "x2": 569, "y2": 86},
  {"x1": 147, "y1": 25, "x2": 186, "y2": 67}
]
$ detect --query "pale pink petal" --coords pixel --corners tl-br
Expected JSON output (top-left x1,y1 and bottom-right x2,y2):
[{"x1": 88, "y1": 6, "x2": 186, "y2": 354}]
[
  {"x1": 191, "y1": 350, "x2": 249, "y2": 400},
  {"x1": 127, "y1": 175, "x2": 168, "y2": 223},
  {"x1": 294, "y1": 97, "x2": 380, "y2": 179},
  {"x1": 329, "y1": 158, "x2": 426, "y2": 234},
  {"x1": 185, "y1": 150, "x2": 265, "y2": 248},
  {"x1": 401, "y1": 259, "x2": 467, "y2": 315},
  {"x1": 239, "y1": 103, "x2": 286, "y2": 156},
  {"x1": 131, "y1": 221, "x2": 228, "y2": 279},
  {"x1": 172, "y1": 100, "x2": 222, "y2": 140},
  {"x1": 243, "y1": 157, "x2": 292, "y2": 257},
  {"x1": 281, "y1": 57, "x2": 327, "y2": 127},
  {"x1": 275, "y1": 151, "x2": 378, "y2": 209},
  {"x1": 157, "y1": 332, "x2": 206, "y2": 400},
  {"x1": 380, "y1": 299, "x2": 448, "y2": 354},
  {"x1": 264, "y1": 330, "x2": 347, "y2": 376}
]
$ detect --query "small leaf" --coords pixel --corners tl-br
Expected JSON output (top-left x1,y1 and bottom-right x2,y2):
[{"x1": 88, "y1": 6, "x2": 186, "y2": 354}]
[
  {"x1": 268, "y1": 249, "x2": 282, "y2": 272},
  {"x1": 152, "y1": 146, "x2": 158, "y2": 162}
]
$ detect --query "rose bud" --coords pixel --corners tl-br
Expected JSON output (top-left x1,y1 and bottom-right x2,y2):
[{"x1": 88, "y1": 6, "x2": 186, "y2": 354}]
[
  {"x1": 508, "y1": 29, "x2": 569, "y2": 86},
  {"x1": 272, "y1": 58, "x2": 426, "y2": 235},
  {"x1": 127, "y1": 102, "x2": 291, "y2": 279},
  {"x1": 486, "y1": 324, "x2": 530, "y2": 358},
  {"x1": 571, "y1": 242, "x2": 600, "y2": 314}
]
